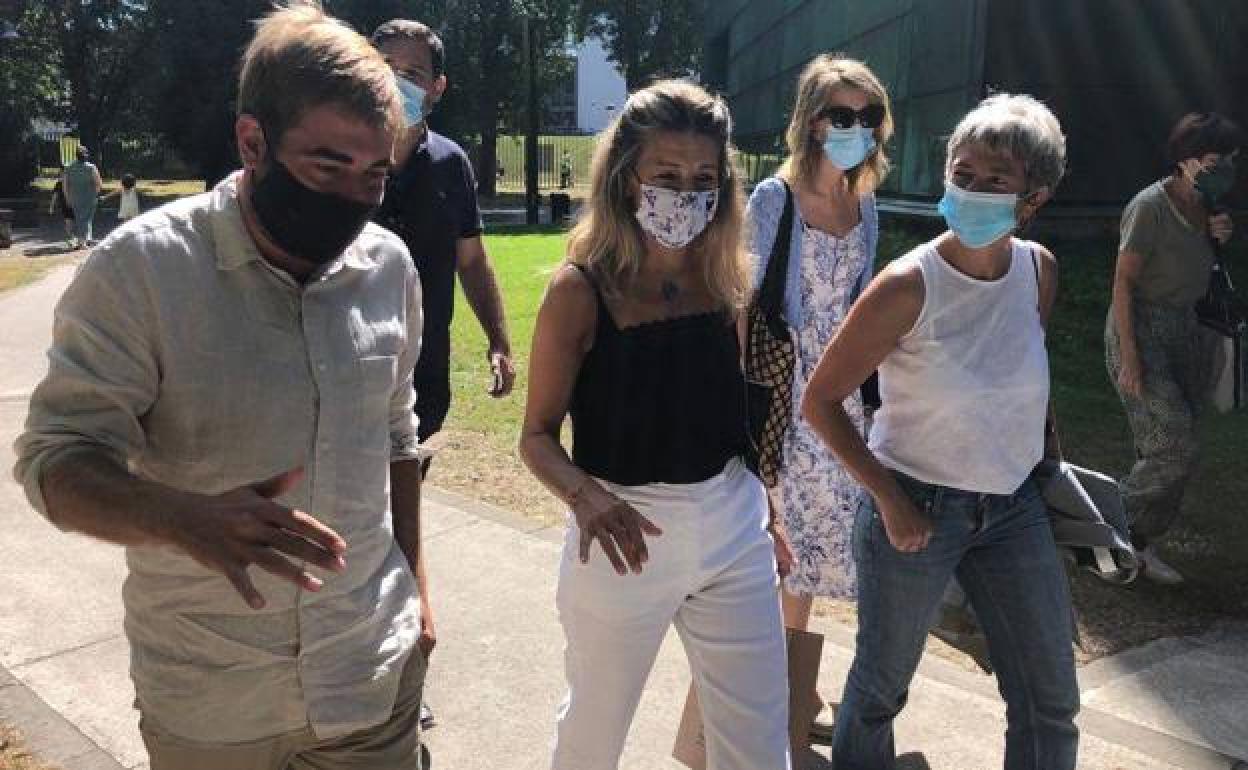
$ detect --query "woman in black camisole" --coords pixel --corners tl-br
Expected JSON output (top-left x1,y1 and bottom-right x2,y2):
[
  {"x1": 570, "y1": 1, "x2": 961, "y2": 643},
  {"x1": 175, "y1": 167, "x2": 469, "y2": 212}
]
[{"x1": 519, "y1": 80, "x2": 791, "y2": 770}]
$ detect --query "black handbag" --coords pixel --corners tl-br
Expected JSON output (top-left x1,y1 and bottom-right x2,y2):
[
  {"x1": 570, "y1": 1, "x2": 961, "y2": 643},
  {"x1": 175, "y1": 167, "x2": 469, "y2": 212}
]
[
  {"x1": 1196, "y1": 246, "x2": 1246, "y2": 411},
  {"x1": 744, "y1": 182, "x2": 797, "y2": 487}
]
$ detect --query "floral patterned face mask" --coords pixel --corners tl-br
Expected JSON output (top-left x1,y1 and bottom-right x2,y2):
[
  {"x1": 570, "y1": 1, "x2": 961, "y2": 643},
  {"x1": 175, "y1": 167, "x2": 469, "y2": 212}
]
[{"x1": 634, "y1": 183, "x2": 719, "y2": 249}]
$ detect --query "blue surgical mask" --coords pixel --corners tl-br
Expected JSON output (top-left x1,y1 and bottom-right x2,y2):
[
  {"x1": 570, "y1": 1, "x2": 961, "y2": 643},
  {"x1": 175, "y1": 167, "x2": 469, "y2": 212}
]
[
  {"x1": 396, "y1": 76, "x2": 427, "y2": 127},
  {"x1": 937, "y1": 182, "x2": 1019, "y2": 249},
  {"x1": 822, "y1": 126, "x2": 876, "y2": 171}
]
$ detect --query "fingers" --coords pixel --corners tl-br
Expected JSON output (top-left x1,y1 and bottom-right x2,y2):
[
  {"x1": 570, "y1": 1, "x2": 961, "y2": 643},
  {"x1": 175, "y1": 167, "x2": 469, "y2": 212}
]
[
  {"x1": 499, "y1": 361, "x2": 517, "y2": 396},
  {"x1": 886, "y1": 517, "x2": 932, "y2": 553},
  {"x1": 597, "y1": 531, "x2": 628, "y2": 575},
  {"x1": 1120, "y1": 374, "x2": 1142, "y2": 399},
  {"x1": 267, "y1": 528, "x2": 346, "y2": 573},
  {"x1": 635, "y1": 511, "x2": 663, "y2": 537},
  {"x1": 574, "y1": 497, "x2": 659, "y2": 575},
  {"x1": 578, "y1": 525, "x2": 592, "y2": 564},
  {"x1": 224, "y1": 565, "x2": 266, "y2": 610},
  {"x1": 265, "y1": 506, "x2": 347, "y2": 556},
  {"x1": 251, "y1": 467, "x2": 305, "y2": 499},
  {"x1": 612, "y1": 506, "x2": 663, "y2": 573},
  {"x1": 251, "y1": 548, "x2": 324, "y2": 593},
  {"x1": 419, "y1": 611, "x2": 437, "y2": 657},
  {"x1": 488, "y1": 354, "x2": 517, "y2": 397},
  {"x1": 611, "y1": 518, "x2": 647, "y2": 573},
  {"x1": 488, "y1": 363, "x2": 504, "y2": 397}
]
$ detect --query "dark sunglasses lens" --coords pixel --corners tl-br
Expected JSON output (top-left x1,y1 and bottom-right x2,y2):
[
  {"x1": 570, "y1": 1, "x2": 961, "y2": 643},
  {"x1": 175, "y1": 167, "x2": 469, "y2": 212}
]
[
  {"x1": 823, "y1": 107, "x2": 855, "y2": 129},
  {"x1": 859, "y1": 105, "x2": 886, "y2": 129}
]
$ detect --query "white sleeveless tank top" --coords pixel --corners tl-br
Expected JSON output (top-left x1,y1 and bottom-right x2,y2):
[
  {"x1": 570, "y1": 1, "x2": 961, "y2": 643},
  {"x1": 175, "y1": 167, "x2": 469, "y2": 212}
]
[{"x1": 868, "y1": 238, "x2": 1049, "y2": 495}]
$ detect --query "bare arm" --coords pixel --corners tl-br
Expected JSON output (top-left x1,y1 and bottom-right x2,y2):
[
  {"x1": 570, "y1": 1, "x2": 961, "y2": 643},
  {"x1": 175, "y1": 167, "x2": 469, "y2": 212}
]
[
  {"x1": 41, "y1": 450, "x2": 186, "y2": 547},
  {"x1": 518, "y1": 266, "x2": 661, "y2": 574},
  {"x1": 17, "y1": 249, "x2": 343, "y2": 609},
  {"x1": 1034, "y1": 244, "x2": 1063, "y2": 459},
  {"x1": 799, "y1": 262, "x2": 929, "y2": 551},
  {"x1": 41, "y1": 452, "x2": 344, "y2": 609},
  {"x1": 391, "y1": 457, "x2": 434, "y2": 655},
  {"x1": 1111, "y1": 248, "x2": 1145, "y2": 397},
  {"x1": 456, "y1": 235, "x2": 515, "y2": 397}
]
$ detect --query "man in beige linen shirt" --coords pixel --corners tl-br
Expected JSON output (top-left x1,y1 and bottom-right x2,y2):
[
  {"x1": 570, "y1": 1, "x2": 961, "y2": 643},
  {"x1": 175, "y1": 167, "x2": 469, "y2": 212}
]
[{"x1": 13, "y1": 4, "x2": 433, "y2": 768}]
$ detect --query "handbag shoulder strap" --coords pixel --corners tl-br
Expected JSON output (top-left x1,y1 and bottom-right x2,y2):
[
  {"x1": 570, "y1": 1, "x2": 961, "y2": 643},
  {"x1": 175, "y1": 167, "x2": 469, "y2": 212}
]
[{"x1": 756, "y1": 180, "x2": 795, "y2": 316}]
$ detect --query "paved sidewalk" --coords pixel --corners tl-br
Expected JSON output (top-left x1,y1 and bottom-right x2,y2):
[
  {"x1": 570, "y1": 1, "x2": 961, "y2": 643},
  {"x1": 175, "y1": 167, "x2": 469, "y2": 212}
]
[{"x1": 1, "y1": 265, "x2": 1246, "y2": 770}]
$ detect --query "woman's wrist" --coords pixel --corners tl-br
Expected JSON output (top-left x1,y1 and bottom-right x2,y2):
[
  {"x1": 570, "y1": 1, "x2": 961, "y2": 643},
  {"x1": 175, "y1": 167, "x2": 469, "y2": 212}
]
[
  {"x1": 561, "y1": 479, "x2": 587, "y2": 508},
  {"x1": 561, "y1": 476, "x2": 605, "y2": 510}
]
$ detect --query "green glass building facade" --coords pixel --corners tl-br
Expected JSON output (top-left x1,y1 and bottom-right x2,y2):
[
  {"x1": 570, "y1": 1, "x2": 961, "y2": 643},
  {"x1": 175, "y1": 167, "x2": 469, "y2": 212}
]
[{"x1": 704, "y1": 1, "x2": 1247, "y2": 206}]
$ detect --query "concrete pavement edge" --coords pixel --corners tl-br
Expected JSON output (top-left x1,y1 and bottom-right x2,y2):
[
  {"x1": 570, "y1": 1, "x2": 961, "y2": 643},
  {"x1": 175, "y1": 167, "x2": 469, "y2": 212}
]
[{"x1": 0, "y1": 662, "x2": 128, "y2": 770}]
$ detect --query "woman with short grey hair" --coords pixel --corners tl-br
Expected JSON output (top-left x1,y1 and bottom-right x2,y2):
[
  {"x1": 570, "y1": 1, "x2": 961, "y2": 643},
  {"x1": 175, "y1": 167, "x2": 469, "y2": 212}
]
[{"x1": 802, "y1": 93, "x2": 1079, "y2": 769}]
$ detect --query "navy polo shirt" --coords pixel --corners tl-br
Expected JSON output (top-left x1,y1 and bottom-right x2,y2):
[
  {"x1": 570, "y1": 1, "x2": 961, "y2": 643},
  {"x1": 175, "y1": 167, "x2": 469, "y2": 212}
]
[{"x1": 375, "y1": 130, "x2": 483, "y2": 434}]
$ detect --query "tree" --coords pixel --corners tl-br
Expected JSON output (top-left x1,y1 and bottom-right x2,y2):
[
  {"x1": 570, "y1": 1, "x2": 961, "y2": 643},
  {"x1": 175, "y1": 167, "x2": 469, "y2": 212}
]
[
  {"x1": 0, "y1": 2, "x2": 65, "y2": 191},
  {"x1": 576, "y1": 0, "x2": 704, "y2": 90},
  {"x1": 144, "y1": 0, "x2": 270, "y2": 185},
  {"x1": 43, "y1": 1, "x2": 158, "y2": 157},
  {"x1": 332, "y1": 0, "x2": 573, "y2": 198}
]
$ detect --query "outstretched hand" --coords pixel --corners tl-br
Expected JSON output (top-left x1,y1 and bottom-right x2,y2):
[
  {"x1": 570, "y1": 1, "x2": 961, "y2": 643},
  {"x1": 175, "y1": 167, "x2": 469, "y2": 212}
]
[
  {"x1": 172, "y1": 467, "x2": 347, "y2": 609},
  {"x1": 572, "y1": 483, "x2": 663, "y2": 575}
]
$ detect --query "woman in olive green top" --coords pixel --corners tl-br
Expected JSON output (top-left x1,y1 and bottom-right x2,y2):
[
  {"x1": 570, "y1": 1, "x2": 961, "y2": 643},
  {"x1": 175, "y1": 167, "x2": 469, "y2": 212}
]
[{"x1": 1106, "y1": 112, "x2": 1241, "y2": 584}]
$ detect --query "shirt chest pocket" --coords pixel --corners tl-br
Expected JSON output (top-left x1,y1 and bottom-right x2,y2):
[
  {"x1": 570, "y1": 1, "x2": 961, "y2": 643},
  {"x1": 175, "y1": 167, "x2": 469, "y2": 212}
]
[{"x1": 347, "y1": 354, "x2": 399, "y2": 459}]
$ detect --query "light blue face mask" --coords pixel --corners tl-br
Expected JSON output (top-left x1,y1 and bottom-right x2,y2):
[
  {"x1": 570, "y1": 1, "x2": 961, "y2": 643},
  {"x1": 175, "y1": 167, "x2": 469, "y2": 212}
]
[
  {"x1": 822, "y1": 126, "x2": 876, "y2": 171},
  {"x1": 396, "y1": 76, "x2": 427, "y2": 127},
  {"x1": 937, "y1": 182, "x2": 1020, "y2": 249}
]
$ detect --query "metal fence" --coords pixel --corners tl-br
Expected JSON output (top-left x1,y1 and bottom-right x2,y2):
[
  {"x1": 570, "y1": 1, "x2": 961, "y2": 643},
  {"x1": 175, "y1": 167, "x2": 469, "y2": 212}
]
[
  {"x1": 484, "y1": 134, "x2": 597, "y2": 193},
  {"x1": 38, "y1": 135, "x2": 191, "y2": 179}
]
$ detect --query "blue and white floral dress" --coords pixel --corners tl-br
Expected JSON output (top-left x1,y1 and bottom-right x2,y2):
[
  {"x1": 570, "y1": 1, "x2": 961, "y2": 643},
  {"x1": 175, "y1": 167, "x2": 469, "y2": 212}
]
[{"x1": 778, "y1": 221, "x2": 869, "y2": 598}]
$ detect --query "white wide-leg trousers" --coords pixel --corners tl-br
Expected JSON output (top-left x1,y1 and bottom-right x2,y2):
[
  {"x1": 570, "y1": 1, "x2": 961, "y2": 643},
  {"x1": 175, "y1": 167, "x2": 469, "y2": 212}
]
[{"x1": 551, "y1": 459, "x2": 791, "y2": 770}]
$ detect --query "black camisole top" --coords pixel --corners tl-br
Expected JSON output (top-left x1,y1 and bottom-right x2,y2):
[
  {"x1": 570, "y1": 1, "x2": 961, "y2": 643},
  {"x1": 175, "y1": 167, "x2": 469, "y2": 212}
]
[{"x1": 568, "y1": 265, "x2": 749, "y2": 486}]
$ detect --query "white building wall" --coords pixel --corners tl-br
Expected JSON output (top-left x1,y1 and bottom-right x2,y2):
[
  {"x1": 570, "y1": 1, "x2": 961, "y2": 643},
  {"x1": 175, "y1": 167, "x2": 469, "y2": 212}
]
[{"x1": 576, "y1": 37, "x2": 629, "y2": 134}]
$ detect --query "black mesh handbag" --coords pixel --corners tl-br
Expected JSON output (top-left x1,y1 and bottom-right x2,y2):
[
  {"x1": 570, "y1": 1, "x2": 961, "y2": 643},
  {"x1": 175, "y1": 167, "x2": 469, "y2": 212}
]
[{"x1": 744, "y1": 182, "x2": 796, "y2": 487}]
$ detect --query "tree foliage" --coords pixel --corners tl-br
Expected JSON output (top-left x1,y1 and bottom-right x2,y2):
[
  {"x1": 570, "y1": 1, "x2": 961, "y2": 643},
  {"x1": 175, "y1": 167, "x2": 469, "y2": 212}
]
[
  {"x1": 576, "y1": 0, "x2": 703, "y2": 90},
  {"x1": 45, "y1": 0, "x2": 159, "y2": 153},
  {"x1": 332, "y1": 0, "x2": 574, "y2": 196},
  {"x1": 0, "y1": 2, "x2": 65, "y2": 192},
  {"x1": 5, "y1": 0, "x2": 577, "y2": 187},
  {"x1": 143, "y1": 0, "x2": 270, "y2": 185}
]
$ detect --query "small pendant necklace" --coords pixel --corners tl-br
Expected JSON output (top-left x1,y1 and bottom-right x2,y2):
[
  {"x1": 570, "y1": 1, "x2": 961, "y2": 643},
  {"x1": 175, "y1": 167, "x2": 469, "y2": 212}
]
[{"x1": 660, "y1": 279, "x2": 680, "y2": 303}]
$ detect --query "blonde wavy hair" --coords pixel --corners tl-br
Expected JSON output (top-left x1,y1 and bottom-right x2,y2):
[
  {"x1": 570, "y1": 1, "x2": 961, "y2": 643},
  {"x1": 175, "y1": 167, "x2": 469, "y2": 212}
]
[
  {"x1": 779, "y1": 54, "x2": 893, "y2": 196},
  {"x1": 566, "y1": 80, "x2": 748, "y2": 310}
]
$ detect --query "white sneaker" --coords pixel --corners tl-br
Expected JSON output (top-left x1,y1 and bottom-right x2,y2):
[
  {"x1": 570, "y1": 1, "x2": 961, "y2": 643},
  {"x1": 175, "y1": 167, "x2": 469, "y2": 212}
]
[{"x1": 1138, "y1": 546, "x2": 1184, "y2": 585}]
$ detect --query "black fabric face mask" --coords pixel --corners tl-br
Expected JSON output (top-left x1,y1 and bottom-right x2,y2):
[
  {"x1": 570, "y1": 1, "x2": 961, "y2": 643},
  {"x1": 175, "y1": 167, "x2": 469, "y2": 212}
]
[
  {"x1": 249, "y1": 156, "x2": 379, "y2": 266},
  {"x1": 1195, "y1": 157, "x2": 1236, "y2": 209}
]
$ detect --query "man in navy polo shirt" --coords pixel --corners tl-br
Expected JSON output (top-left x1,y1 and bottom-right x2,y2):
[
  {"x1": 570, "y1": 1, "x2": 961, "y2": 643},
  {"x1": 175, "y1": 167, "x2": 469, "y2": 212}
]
[
  {"x1": 372, "y1": 19, "x2": 515, "y2": 453},
  {"x1": 371, "y1": 18, "x2": 515, "y2": 733}
]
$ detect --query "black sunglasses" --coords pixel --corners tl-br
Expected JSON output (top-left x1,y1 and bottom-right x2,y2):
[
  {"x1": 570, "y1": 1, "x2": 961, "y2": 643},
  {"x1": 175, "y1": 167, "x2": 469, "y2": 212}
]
[{"x1": 818, "y1": 104, "x2": 886, "y2": 130}]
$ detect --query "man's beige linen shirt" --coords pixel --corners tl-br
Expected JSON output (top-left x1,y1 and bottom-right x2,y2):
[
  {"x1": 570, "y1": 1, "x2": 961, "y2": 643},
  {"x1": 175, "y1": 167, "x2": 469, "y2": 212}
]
[{"x1": 14, "y1": 174, "x2": 429, "y2": 743}]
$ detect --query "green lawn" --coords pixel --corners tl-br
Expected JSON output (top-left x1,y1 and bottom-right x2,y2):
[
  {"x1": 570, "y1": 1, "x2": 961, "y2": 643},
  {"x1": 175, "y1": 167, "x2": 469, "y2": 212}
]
[
  {"x1": 30, "y1": 177, "x2": 205, "y2": 213},
  {"x1": 448, "y1": 221, "x2": 1248, "y2": 651},
  {"x1": 447, "y1": 227, "x2": 565, "y2": 439}
]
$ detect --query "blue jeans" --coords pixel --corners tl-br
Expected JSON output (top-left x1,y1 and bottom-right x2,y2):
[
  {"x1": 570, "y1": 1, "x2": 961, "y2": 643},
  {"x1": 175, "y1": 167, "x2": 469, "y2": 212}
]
[{"x1": 832, "y1": 471, "x2": 1079, "y2": 770}]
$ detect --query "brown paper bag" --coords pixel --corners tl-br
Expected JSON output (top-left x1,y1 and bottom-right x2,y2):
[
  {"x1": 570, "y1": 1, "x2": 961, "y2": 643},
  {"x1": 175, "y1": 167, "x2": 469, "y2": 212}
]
[{"x1": 673, "y1": 627, "x2": 825, "y2": 768}]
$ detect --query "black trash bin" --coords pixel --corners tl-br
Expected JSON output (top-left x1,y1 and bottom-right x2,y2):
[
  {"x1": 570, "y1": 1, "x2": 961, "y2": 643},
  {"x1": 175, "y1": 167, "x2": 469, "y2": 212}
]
[{"x1": 549, "y1": 193, "x2": 571, "y2": 225}]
